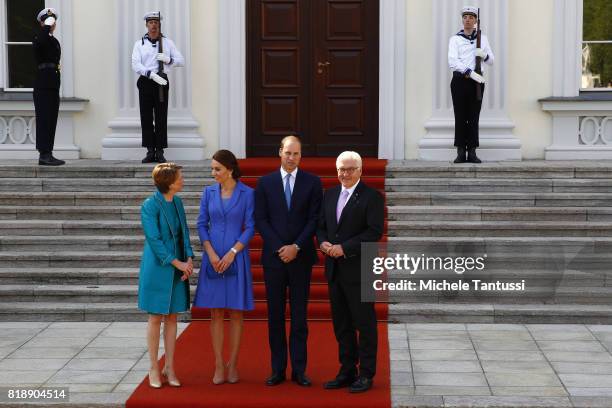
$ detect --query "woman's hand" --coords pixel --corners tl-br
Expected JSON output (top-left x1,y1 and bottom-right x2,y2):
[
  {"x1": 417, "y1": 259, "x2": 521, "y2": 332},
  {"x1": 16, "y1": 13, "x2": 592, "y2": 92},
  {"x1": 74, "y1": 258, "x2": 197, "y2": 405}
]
[
  {"x1": 218, "y1": 250, "x2": 236, "y2": 273},
  {"x1": 180, "y1": 257, "x2": 194, "y2": 281},
  {"x1": 206, "y1": 250, "x2": 222, "y2": 273}
]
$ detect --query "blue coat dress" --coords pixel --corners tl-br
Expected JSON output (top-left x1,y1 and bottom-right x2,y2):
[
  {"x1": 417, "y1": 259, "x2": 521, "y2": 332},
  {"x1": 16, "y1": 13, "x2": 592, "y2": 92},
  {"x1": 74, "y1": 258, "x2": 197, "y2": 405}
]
[
  {"x1": 138, "y1": 191, "x2": 194, "y2": 315},
  {"x1": 193, "y1": 181, "x2": 255, "y2": 311}
]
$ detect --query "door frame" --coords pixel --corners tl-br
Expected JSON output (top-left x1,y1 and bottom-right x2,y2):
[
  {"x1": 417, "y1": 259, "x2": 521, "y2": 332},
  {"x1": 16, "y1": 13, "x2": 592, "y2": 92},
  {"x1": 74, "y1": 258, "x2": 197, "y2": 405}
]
[{"x1": 218, "y1": 0, "x2": 406, "y2": 159}]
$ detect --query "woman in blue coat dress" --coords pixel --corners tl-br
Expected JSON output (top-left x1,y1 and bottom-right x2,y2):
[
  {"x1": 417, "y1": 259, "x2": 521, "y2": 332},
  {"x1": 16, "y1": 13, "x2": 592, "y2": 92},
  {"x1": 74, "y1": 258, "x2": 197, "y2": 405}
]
[
  {"x1": 194, "y1": 150, "x2": 255, "y2": 384},
  {"x1": 139, "y1": 163, "x2": 194, "y2": 388}
]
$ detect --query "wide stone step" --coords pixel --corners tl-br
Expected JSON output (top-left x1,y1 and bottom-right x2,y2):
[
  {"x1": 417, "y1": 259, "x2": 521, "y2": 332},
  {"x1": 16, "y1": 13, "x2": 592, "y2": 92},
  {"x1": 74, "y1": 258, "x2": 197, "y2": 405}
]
[
  {"x1": 0, "y1": 178, "x2": 214, "y2": 192},
  {"x1": 385, "y1": 178, "x2": 612, "y2": 193},
  {"x1": 388, "y1": 221, "x2": 612, "y2": 237},
  {"x1": 387, "y1": 206, "x2": 612, "y2": 221},
  {"x1": 385, "y1": 161, "x2": 612, "y2": 179},
  {"x1": 0, "y1": 302, "x2": 152, "y2": 322},
  {"x1": 0, "y1": 205, "x2": 200, "y2": 221},
  {"x1": 386, "y1": 192, "x2": 612, "y2": 207},
  {"x1": 389, "y1": 303, "x2": 612, "y2": 324},
  {"x1": 0, "y1": 192, "x2": 204, "y2": 206}
]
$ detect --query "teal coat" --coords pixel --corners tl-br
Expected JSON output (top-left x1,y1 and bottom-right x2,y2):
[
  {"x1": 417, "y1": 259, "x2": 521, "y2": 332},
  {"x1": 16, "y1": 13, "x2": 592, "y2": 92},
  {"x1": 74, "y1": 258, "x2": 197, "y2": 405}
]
[{"x1": 138, "y1": 191, "x2": 194, "y2": 314}]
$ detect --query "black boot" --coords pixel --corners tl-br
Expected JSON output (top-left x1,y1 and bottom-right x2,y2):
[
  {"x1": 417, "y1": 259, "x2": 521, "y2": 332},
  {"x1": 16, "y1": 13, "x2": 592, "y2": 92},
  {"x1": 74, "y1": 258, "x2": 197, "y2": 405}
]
[
  {"x1": 142, "y1": 148, "x2": 156, "y2": 163},
  {"x1": 453, "y1": 147, "x2": 467, "y2": 164},
  {"x1": 155, "y1": 149, "x2": 167, "y2": 163},
  {"x1": 38, "y1": 152, "x2": 65, "y2": 166},
  {"x1": 467, "y1": 147, "x2": 482, "y2": 164}
]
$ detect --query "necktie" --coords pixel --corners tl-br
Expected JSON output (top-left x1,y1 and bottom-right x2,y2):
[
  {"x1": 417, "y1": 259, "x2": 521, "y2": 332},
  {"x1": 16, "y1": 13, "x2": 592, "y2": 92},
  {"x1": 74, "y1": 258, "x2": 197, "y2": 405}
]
[
  {"x1": 284, "y1": 174, "x2": 292, "y2": 210},
  {"x1": 336, "y1": 189, "x2": 349, "y2": 222}
]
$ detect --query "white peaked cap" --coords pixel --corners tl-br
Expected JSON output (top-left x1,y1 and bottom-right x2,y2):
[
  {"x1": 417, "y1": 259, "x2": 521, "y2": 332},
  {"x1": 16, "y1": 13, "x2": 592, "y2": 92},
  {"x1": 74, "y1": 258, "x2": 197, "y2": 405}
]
[{"x1": 37, "y1": 8, "x2": 58, "y2": 22}]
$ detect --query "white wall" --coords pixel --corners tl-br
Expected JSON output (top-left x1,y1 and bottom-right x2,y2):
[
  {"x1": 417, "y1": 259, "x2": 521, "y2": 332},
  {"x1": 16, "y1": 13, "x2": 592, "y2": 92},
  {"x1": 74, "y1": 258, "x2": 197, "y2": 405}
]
[
  {"x1": 404, "y1": 0, "x2": 433, "y2": 160},
  {"x1": 507, "y1": 0, "x2": 554, "y2": 159},
  {"x1": 72, "y1": 0, "x2": 117, "y2": 158},
  {"x1": 191, "y1": 0, "x2": 219, "y2": 158}
]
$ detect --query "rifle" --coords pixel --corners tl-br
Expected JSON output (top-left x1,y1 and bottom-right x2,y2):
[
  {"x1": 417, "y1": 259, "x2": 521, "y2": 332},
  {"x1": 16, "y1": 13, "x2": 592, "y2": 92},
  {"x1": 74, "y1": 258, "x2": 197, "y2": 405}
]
[
  {"x1": 475, "y1": 8, "x2": 483, "y2": 101},
  {"x1": 157, "y1": 11, "x2": 165, "y2": 103}
]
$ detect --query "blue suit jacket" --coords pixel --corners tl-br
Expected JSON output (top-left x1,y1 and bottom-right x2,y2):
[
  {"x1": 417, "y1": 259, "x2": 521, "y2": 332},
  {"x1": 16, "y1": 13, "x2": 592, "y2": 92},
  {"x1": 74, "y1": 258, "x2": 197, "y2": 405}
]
[{"x1": 255, "y1": 169, "x2": 322, "y2": 268}]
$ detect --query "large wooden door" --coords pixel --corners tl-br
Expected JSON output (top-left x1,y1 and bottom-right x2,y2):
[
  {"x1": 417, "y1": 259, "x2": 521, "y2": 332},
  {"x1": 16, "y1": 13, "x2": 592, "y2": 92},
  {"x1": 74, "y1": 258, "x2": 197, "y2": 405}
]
[{"x1": 247, "y1": 0, "x2": 379, "y2": 157}]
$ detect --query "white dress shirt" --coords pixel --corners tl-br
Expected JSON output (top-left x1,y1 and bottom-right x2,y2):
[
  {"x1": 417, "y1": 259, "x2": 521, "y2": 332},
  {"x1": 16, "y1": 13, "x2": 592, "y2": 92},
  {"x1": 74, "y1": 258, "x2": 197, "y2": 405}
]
[
  {"x1": 448, "y1": 30, "x2": 494, "y2": 75},
  {"x1": 131, "y1": 35, "x2": 185, "y2": 77},
  {"x1": 280, "y1": 167, "x2": 298, "y2": 194}
]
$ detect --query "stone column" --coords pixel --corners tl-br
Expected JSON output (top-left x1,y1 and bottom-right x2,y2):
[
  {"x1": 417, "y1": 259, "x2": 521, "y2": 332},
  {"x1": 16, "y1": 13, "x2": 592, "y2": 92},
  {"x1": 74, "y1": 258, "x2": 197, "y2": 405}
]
[
  {"x1": 102, "y1": 0, "x2": 203, "y2": 160},
  {"x1": 419, "y1": 0, "x2": 521, "y2": 161}
]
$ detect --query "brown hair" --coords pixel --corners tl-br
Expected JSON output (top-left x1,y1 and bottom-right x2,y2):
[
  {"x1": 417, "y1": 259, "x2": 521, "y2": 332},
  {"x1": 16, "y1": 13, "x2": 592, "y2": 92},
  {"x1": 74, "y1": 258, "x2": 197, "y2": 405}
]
[
  {"x1": 212, "y1": 150, "x2": 241, "y2": 179},
  {"x1": 152, "y1": 163, "x2": 183, "y2": 194}
]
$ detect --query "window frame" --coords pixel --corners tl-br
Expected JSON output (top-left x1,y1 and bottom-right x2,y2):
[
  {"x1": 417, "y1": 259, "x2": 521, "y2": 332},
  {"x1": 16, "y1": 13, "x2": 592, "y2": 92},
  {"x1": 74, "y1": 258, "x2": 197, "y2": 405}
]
[{"x1": 580, "y1": 1, "x2": 612, "y2": 91}]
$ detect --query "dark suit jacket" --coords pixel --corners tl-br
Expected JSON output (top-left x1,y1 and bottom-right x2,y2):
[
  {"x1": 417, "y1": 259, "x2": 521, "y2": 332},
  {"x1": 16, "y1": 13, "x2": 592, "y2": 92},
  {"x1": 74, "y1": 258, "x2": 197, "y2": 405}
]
[
  {"x1": 32, "y1": 26, "x2": 61, "y2": 89},
  {"x1": 316, "y1": 181, "x2": 384, "y2": 283},
  {"x1": 255, "y1": 169, "x2": 323, "y2": 269}
]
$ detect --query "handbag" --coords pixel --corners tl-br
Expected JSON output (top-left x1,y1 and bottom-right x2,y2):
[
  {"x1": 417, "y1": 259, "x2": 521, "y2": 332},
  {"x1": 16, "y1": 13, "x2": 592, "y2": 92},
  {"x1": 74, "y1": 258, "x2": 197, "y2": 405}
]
[{"x1": 205, "y1": 260, "x2": 238, "y2": 279}]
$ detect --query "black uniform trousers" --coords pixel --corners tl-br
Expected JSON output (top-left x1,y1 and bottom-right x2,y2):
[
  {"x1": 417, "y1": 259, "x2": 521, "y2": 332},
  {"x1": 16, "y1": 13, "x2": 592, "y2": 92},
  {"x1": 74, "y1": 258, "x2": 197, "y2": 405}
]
[
  {"x1": 33, "y1": 87, "x2": 60, "y2": 153},
  {"x1": 137, "y1": 74, "x2": 169, "y2": 149},
  {"x1": 451, "y1": 72, "x2": 485, "y2": 149},
  {"x1": 263, "y1": 264, "x2": 311, "y2": 375},
  {"x1": 328, "y1": 273, "x2": 378, "y2": 379}
]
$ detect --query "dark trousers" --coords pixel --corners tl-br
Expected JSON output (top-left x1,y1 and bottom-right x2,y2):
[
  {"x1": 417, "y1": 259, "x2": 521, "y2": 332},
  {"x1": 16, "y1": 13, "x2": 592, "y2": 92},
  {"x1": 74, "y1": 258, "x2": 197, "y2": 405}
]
[
  {"x1": 328, "y1": 277, "x2": 378, "y2": 379},
  {"x1": 137, "y1": 74, "x2": 169, "y2": 149},
  {"x1": 451, "y1": 73, "x2": 485, "y2": 149},
  {"x1": 264, "y1": 264, "x2": 312, "y2": 375},
  {"x1": 33, "y1": 88, "x2": 60, "y2": 153}
]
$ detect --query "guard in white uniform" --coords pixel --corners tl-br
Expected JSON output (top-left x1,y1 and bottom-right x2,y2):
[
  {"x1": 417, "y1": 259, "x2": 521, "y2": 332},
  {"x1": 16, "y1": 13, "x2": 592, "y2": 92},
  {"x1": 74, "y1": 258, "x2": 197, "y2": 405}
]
[
  {"x1": 448, "y1": 6, "x2": 494, "y2": 163},
  {"x1": 132, "y1": 12, "x2": 185, "y2": 163}
]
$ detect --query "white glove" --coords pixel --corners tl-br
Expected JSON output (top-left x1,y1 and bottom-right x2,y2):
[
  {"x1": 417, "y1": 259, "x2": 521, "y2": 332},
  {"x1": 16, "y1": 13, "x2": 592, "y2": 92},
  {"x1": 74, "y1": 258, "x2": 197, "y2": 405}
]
[
  {"x1": 475, "y1": 48, "x2": 487, "y2": 59},
  {"x1": 156, "y1": 53, "x2": 171, "y2": 64},
  {"x1": 469, "y1": 71, "x2": 485, "y2": 84},
  {"x1": 149, "y1": 72, "x2": 168, "y2": 86},
  {"x1": 44, "y1": 16, "x2": 56, "y2": 26}
]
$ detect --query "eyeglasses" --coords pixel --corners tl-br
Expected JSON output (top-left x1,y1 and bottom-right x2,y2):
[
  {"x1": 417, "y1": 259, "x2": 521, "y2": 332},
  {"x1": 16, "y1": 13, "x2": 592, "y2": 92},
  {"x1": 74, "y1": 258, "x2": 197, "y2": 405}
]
[{"x1": 337, "y1": 167, "x2": 360, "y2": 175}]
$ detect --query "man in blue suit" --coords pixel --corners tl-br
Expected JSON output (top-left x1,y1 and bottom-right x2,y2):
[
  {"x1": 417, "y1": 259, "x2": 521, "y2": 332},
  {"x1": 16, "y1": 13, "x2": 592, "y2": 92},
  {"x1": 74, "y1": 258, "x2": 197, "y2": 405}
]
[{"x1": 255, "y1": 135, "x2": 322, "y2": 387}]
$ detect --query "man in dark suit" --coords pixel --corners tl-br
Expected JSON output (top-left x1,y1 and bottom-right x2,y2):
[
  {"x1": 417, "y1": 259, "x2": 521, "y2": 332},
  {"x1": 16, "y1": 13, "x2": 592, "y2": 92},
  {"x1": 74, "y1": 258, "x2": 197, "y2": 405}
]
[
  {"x1": 33, "y1": 8, "x2": 65, "y2": 166},
  {"x1": 255, "y1": 135, "x2": 322, "y2": 387},
  {"x1": 316, "y1": 151, "x2": 384, "y2": 393}
]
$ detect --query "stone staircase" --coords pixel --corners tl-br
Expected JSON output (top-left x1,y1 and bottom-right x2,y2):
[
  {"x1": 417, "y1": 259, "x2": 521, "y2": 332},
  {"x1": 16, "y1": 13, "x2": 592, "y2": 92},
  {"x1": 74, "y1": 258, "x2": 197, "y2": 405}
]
[
  {"x1": 385, "y1": 161, "x2": 612, "y2": 323},
  {"x1": 0, "y1": 160, "x2": 612, "y2": 323}
]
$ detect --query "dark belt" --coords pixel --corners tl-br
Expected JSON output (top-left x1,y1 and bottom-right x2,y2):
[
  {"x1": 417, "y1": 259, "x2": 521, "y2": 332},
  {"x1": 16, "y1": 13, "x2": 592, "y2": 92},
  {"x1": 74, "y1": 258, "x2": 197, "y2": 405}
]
[
  {"x1": 38, "y1": 63, "x2": 59, "y2": 70},
  {"x1": 453, "y1": 71, "x2": 469, "y2": 78}
]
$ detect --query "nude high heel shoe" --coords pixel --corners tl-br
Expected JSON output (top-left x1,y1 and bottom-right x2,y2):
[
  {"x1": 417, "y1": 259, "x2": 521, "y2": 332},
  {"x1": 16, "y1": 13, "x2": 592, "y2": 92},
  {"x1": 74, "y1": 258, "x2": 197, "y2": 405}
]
[
  {"x1": 162, "y1": 368, "x2": 181, "y2": 387},
  {"x1": 148, "y1": 369, "x2": 162, "y2": 389}
]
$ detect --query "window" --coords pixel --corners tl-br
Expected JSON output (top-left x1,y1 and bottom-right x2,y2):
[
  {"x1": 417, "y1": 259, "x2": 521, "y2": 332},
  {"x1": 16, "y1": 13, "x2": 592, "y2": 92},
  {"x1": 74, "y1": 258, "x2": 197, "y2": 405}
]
[
  {"x1": 3, "y1": 0, "x2": 44, "y2": 90},
  {"x1": 582, "y1": 0, "x2": 612, "y2": 89}
]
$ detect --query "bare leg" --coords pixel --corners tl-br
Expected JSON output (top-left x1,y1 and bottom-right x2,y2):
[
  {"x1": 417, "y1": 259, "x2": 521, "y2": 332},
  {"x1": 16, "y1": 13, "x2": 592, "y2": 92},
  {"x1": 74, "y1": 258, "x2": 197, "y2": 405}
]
[
  {"x1": 211, "y1": 308, "x2": 225, "y2": 384},
  {"x1": 147, "y1": 314, "x2": 163, "y2": 386},
  {"x1": 162, "y1": 314, "x2": 179, "y2": 383},
  {"x1": 227, "y1": 310, "x2": 244, "y2": 383}
]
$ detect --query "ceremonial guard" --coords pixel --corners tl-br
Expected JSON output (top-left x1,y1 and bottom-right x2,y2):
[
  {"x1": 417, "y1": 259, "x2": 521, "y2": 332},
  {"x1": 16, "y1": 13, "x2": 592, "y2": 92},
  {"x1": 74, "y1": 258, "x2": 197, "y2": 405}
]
[
  {"x1": 448, "y1": 6, "x2": 495, "y2": 164},
  {"x1": 33, "y1": 8, "x2": 64, "y2": 166},
  {"x1": 132, "y1": 12, "x2": 185, "y2": 163}
]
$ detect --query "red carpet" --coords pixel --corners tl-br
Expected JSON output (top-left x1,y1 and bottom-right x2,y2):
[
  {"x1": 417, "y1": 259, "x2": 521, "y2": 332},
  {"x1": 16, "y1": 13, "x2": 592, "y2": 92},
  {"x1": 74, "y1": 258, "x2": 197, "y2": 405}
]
[
  {"x1": 128, "y1": 158, "x2": 391, "y2": 408},
  {"x1": 126, "y1": 321, "x2": 390, "y2": 408}
]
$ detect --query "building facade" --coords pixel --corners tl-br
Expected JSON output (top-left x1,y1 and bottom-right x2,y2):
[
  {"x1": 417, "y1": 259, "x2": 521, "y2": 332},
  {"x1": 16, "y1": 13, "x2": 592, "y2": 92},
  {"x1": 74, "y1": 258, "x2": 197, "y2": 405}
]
[{"x1": 0, "y1": 0, "x2": 610, "y2": 160}]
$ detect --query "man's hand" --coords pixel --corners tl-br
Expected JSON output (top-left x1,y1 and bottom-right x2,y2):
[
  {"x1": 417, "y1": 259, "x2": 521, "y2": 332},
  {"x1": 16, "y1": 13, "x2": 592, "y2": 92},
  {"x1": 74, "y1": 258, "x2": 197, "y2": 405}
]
[
  {"x1": 469, "y1": 71, "x2": 485, "y2": 84},
  {"x1": 327, "y1": 244, "x2": 345, "y2": 258},
  {"x1": 278, "y1": 245, "x2": 298, "y2": 263},
  {"x1": 149, "y1": 72, "x2": 168, "y2": 86},
  {"x1": 320, "y1": 241, "x2": 333, "y2": 255},
  {"x1": 156, "y1": 53, "x2": 171, "y2": 64},
  {"x1": 475, "y1": 48, "x2": 487, "y2": 59}
]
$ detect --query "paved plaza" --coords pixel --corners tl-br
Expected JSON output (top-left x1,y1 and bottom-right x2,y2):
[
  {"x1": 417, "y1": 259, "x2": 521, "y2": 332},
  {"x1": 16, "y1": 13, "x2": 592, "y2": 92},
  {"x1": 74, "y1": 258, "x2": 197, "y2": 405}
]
[{"x1": 0, "y1": 322, "x2": 612, "y2": 407}]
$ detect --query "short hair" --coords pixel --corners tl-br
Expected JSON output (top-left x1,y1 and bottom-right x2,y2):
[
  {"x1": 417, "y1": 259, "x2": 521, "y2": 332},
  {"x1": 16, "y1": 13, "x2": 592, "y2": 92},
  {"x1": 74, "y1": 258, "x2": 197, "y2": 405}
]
[
  {"x1": 212, "y1": 149, "x2": 241, "y2": 179},
  {"x1": 336, "y1": 151, "x2": 362, "y2": 169},
  {"x1": 152, "y1": 163, "x2": 183, "y2": 194},
  {"x1": 280, "y1": 135, "x2": 302, "y2": 150}
]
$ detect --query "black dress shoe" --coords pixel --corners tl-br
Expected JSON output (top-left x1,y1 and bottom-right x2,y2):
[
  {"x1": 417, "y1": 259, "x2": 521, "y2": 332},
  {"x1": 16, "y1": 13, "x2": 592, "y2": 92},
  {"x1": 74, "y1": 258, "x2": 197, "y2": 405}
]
[
  {"x1": 265, "y1": 372, "x2": 286, "y2": 386},
  {"x1": 453, "y1": 146, "x2": 467, "y2": 164},
  {"x1": 291, "y1": 372, "x2": 312, "y2": 387},
  {"x1": 38, "y1": 153, "x2": 65, "y2": 166},
  {"x1": 349, "y1": 376, "x2": 373, "y2": 393},
  {"x1": 142, "y1": 149, "x2": 156, "y2": 163},
  {"x1": 323, "y1": 374, "x2": 356, "y2": 389},
  {"x1": 155, "y1": 149, "x2": 167, "y2": 163},
  {"x1": 467, "y1": 147, "x2": 482, "y2": 164}
]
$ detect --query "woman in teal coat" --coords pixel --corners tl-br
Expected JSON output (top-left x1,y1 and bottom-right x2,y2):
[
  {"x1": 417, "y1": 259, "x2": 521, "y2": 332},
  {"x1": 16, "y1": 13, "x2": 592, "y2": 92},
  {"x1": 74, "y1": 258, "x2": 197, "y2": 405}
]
[{"x1": 139, "y1": 162, "x2": 194, "y2": 389}]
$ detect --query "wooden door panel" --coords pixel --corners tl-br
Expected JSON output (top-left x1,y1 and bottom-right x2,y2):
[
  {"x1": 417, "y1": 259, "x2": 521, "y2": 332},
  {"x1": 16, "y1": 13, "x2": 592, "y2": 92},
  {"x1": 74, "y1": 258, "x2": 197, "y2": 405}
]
[
  {"x1": 326, "y1": 48, "x2": 364, "y2": 88},
  {"x1": 261, "y1": 2, "x2": 299, "y2": 40},
  {"x1": 262, "y1": 96, "x2": 300, "y2": 134},
  {"x1": 261, "y1": 48, "x2": 300, "y2": 88},
  {"x1": 326, "y1": 1, "x2": 365, "y2": 40}
]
